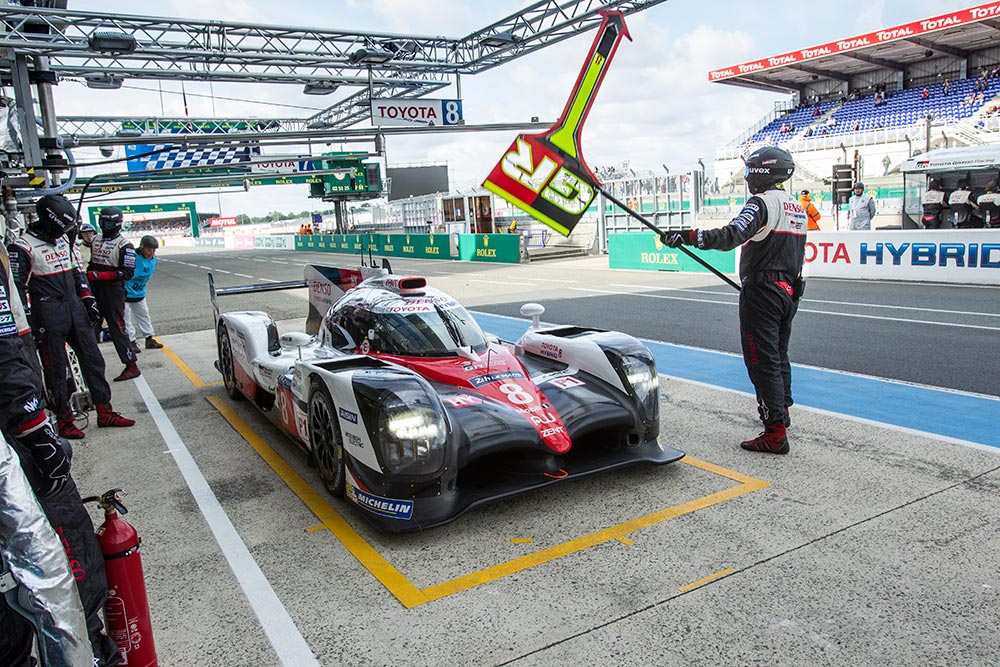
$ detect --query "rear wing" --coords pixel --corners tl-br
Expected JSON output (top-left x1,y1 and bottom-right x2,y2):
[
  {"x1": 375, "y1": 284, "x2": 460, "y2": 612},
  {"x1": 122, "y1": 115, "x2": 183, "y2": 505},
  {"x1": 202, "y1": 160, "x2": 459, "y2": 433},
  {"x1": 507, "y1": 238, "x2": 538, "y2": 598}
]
[{"x1": 209, "y1": 260, "x2": 391, "y2": 334}]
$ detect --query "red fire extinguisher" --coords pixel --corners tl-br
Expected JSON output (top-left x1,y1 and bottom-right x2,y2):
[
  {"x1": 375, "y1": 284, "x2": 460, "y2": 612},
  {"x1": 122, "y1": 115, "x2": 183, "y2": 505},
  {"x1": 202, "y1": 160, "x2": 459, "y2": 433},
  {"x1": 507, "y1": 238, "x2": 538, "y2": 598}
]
[{"x1": 86, "y1": 489, "x2": 158, "y2": 667}]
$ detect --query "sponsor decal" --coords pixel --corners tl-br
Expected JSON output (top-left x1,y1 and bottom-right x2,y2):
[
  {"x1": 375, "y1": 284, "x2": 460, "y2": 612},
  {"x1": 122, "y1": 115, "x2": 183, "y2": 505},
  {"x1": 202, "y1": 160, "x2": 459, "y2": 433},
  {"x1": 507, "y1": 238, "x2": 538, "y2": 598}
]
[
  {"x1": 345, "y1": 431, "x2": 364, "y2": 449},
  {"x1": 0, "y1": 313, "x2": 12, "y2": 324},
  {"x1": 0, "y1": 299, "x2": 9, "y2": 311},
  {"x1": 640, "y1": 252, "x2": 680, "y2": 266},
  {"x1": 443, "y1": 394, "x2": 483, "y2": 408},
  {"x1": 255, "y1": 364, "x2": 275, "y2": 380},
  {"x1": 278, "y1": 374, "x2": 292, "y2": 389},
  {"x1": 805, "y1": 240, "x2": 1000, "y2": 269},
  {"x1": 538, "y1": 342, "x2": 563, "y2": 359},
  {"x1": 469, "y1": 370, "x2": 526, "y2": 388},
  {"x1": 0, "y1": 323, "x2": 18, "y2": 336},
  {"x1": 541, "y1": 426, "x2": 565, "y2": 438},
  {"x1": 338, "y1": 407, "x2": 358, "y2": 424},
  {"x1": 550, "y1": 376, "x2": 585, "y2": 389},
  {"x1": 348, "y1": 486, "x2": 414, "y2": 520}
]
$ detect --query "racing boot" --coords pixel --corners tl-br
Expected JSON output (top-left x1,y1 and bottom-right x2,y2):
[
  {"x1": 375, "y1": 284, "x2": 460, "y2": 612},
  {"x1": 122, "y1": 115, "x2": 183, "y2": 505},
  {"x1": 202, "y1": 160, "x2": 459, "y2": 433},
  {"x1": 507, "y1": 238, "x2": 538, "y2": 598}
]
[
  {"x1": 113, "y1": 361, "x2": 141, "y2": 382},
  {"x1": 96, "y1": 403, "x2": 135, "y2": 428},
  {"x1": 145, "y1": 336, "x2": 164, "y2": 349},
  {"x1": 740, "y1": 422, "x2": 789, "y2": 455},
  {"x1": 57, "y1": 413, "x2": 85, "y2": 440}
]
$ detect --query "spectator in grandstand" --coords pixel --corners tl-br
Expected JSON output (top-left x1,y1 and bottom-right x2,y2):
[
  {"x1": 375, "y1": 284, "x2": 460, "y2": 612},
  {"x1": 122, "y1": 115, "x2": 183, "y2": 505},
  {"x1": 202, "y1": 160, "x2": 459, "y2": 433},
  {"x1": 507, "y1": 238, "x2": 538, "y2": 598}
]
[
  {"x1": 943, "y1": 79, "x2": 951, "y2": 96},
  {"x1": 975, "y1": 91, "x2": 985, "y2": 105},
  {"x1": 88, "y1": 207, "x2": 140, "y2": 381},
  {"x1": 922, "y1": 87, "x2": 930, "y2": 100},
  {"x1": 812, "y1": 105, "x2": 821, "y2": 117},
  {"x1": 921, "y1": 179, "x2": 948, "y2": 229},
  {"x1": 979, "y1": 181, "x2": 1000, "y2": 228},
  {"x1": 804, "y1": 128, "x2": 814, "y2": 137},
  {"x1": 124, "y1": 235, "x2": 164, "y2": 355},
  {"x1": 662, "y1": 146, "x2": 805, "y2": 456},
  {"x1": 948, "y1": 180, "x2": 980, "y2": 228},
  {"x1": 825, "y1": 117, "x2": 836, "y2": 127},
  {"x1": 798, "y1": 190, "x2": 821, "y2": 231},
  {"x1": 847, "y1": 182, "x2": 876, "y2": 230}
]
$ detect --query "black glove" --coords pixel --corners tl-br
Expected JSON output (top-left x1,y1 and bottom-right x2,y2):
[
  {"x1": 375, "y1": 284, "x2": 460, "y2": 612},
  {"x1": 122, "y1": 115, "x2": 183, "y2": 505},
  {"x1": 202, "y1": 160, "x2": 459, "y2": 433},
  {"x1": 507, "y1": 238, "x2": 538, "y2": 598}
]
[
  {"x1": 82, "y1": 295, "x2": 102, "y2": 328},
  {"x1": 661, "y1": 230, "x2": 692, "y2": 248},
  {"x1": 18, "y1": 423, "x2": 70, "y2": 497}
]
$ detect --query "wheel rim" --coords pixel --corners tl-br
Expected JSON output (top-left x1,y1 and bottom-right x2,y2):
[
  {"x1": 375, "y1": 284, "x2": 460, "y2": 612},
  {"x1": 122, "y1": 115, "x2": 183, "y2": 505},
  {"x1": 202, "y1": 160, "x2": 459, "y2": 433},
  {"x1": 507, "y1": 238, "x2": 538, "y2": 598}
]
[
  {"x1": 310, "y1": 392, "x2": 343, "y2": 489},
  {"x1": 219, "y1": 329, "x2": 236, "y2": 393}
]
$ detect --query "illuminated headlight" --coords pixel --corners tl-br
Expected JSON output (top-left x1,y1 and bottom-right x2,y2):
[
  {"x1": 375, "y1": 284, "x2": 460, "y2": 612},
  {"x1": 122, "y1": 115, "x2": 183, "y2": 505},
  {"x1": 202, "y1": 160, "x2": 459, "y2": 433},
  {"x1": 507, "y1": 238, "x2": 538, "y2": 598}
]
[
  {"x1": 613, "y1": 352, "x2": 660, "y2": 421},
  {"x1": 376, "y1": 388, "x2": 447, "y2": 476}
]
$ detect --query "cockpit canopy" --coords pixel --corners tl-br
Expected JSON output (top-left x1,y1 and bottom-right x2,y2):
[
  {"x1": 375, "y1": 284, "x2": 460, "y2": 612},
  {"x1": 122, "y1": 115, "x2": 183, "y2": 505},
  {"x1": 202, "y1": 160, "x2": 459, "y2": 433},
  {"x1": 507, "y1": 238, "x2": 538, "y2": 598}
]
[{"x1": 320, "y1": 279, "x2": 488, "y2": 357}]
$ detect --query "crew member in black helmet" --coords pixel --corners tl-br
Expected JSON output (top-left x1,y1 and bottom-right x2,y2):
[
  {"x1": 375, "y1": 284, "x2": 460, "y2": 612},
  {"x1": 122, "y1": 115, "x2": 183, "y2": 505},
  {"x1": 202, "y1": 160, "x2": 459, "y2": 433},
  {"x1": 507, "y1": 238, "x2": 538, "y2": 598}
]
[
  {"x1": 663, "y1": 146, "x2": 807, "y2": 455},
  {"x1": 8, "y1": 194, "x2": 135, "y2": 438},
  {"x1": 88, "y1": 206, "x2": 139, "y2": 381}
]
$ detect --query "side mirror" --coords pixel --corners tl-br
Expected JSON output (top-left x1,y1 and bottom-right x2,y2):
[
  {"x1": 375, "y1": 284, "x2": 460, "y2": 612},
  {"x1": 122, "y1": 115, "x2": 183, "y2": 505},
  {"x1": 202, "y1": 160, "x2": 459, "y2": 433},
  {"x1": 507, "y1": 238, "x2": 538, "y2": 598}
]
[
  {"x1": 280, "y1": 332, "x2": 315, "y2": 359},
  {"x1": 520, "y1": 302, "x2": 545, "y2": 330}
]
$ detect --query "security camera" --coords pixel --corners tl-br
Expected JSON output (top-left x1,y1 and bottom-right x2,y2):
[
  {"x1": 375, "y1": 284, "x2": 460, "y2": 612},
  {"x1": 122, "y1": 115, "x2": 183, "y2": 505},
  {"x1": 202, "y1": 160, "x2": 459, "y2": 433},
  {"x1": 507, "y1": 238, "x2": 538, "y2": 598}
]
[{"x1": 100, "y1": 146, "x2": 114, "y2": 158}]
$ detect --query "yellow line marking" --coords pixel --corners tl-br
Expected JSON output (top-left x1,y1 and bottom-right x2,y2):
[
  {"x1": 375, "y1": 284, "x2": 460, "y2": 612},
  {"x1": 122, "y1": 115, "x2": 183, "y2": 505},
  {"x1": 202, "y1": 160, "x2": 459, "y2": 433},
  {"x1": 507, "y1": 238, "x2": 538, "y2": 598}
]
[
  {"x1": 678, "y1": 567, "x2": 735, "y2": 592},
  {"x1": 207, "y1": 396, "x2": 429, "y2": 608},
  {"x1": 305, "y1": 525, "x2": 328, "y2": 533},
  {"x1": 616, "y1": 536, "x2": 635, "y2": 546},
  {"x1": 208, "y1": 399, "x2": 769, "y2": 608},
  {"x1": 510, "y1": 538, "x2": 534, "y2": 545},
  {"x1": 161, "y1": 344, "x2": 223, "y2": 387}
]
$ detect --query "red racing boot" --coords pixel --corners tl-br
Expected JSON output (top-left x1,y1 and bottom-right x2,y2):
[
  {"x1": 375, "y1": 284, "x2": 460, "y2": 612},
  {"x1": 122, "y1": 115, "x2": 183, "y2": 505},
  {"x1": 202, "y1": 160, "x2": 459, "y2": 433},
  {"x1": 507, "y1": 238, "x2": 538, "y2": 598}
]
[
  {"x1": 740, "y1": 422, "x2": 790, "y2": 455},
  {"x1": 113, "y1": 361, "x2": 141, "y2": 382},
  {"x1": 57, "y1": 413, "x2": 85, "y2": 440},
  {"x1": 97, "y1": 403, "x2": 135, "y2": 428}
]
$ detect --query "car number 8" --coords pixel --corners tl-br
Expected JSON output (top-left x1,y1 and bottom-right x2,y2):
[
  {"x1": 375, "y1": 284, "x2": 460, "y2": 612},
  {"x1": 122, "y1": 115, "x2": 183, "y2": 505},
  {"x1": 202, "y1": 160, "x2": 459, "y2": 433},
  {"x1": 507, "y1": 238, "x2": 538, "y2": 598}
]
[{"x1": 499, "y1": 382, "x2": 533, "y2": 405}]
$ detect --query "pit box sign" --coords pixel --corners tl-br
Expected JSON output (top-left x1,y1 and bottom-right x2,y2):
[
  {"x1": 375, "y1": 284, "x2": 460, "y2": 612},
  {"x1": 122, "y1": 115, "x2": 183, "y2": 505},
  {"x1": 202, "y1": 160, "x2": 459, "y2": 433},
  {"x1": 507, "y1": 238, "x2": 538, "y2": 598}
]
[{"x1": 370, "y1": 99, "x2": 463, "y2": 127}]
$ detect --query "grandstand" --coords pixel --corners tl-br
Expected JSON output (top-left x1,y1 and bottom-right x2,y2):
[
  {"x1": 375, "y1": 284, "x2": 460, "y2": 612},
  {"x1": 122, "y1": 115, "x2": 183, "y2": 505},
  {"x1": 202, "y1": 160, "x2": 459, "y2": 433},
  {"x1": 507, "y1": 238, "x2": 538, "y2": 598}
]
[{"x1": 710, "y1": 2, "x2": 1000, "y2": 222}]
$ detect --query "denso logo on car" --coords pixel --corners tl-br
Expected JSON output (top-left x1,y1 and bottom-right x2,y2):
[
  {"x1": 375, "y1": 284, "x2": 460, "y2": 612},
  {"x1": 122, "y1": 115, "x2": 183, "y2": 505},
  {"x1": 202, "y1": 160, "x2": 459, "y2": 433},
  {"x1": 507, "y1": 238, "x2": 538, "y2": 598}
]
[
  {"x1": 348, "y1": 486, "x2": 413, "y2": 520},
  {"x1": 338, "y1": 407, "x2": 358, "y2": 424}
]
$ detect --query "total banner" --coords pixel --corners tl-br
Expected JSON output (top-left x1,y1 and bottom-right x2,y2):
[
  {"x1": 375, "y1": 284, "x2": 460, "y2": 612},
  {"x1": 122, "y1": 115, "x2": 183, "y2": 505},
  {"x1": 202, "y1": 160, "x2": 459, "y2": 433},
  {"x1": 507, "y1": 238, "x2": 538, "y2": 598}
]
[{"x1": 801, "y1": 230, "x2": 1000, "y2": 285}]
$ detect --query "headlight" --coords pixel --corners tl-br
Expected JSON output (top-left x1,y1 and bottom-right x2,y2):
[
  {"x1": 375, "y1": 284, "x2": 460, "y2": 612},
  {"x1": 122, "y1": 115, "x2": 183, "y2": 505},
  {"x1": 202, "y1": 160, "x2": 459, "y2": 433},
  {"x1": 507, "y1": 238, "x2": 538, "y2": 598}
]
[
  {"x1": 608, "y1": 350, "x2": 660, "y2": 422},
  {"x1": 351, "y1": 371, "x2": 448, "y2": 477}
]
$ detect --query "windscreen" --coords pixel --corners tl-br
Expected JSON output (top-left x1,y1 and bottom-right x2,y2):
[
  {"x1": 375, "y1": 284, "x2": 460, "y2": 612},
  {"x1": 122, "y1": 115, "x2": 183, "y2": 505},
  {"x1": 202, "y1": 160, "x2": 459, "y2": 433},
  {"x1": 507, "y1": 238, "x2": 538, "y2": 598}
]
[{"x1": 369, "y1": 293, "x2": 488, "y2": 357}]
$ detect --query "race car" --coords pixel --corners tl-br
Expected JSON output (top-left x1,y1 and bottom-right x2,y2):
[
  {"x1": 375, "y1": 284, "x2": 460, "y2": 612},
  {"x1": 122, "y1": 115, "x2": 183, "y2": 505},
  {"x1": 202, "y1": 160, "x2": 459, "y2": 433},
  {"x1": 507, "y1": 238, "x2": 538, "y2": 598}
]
[{"x1": 210, "y1": 262, "x2": 683, "y2": 533}]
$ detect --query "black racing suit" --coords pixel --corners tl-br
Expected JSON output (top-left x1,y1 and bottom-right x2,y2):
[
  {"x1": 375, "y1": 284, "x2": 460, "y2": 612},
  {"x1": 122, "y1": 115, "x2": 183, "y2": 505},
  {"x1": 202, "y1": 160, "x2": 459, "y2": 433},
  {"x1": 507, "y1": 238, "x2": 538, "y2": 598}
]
[
  {"x1": 690, "y1": 187, "x2": 807, "y2": 425},
  {"x1": 0, "y1": 246, "x2": 122, "y2": 667},
  {"x1": 9, "y1": 231, "x2": 113, "y2": 419},
  {"x1": 88, "y1": 234, "x2": 137, "y2": 366},
  {"x1": 921, "y1": 190, "x2": 948, "y2": 229},
  {"x1": 947, "y1": 189, "x2": 980, "y2": 228}
]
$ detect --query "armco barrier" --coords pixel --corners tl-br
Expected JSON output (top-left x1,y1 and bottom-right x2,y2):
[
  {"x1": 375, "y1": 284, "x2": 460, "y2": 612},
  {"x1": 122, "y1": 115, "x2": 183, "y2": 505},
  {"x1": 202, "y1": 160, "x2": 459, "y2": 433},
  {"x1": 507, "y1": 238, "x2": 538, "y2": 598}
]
[
  {"x1": 608, "y1": 232, "x2": 736, "y2": 273},
  {"x1": 802, "y1": 229, "x2": 1000, "y2": 285}
]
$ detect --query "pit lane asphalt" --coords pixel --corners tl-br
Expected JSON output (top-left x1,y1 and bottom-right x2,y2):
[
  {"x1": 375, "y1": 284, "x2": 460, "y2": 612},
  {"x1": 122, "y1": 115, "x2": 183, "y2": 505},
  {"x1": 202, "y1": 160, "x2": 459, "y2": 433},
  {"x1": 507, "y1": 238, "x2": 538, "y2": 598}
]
[{"x1": 71, "y1": 246, "x2": 1000, "y2": 666}]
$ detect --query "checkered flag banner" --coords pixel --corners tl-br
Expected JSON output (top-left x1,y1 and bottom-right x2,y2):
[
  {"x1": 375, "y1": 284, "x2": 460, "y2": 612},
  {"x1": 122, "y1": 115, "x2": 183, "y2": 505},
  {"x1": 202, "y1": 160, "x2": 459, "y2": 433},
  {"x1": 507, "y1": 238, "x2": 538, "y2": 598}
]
[{"x1": 125, "y1": 141, "x2": 260, "y2": 172}]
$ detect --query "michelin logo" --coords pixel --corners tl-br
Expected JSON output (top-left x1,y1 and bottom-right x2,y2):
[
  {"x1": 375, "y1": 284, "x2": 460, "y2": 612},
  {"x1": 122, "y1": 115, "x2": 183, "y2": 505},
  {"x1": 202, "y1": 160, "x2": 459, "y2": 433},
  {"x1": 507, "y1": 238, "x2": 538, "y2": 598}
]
[{"x1": 348, "y1": 486, "x2": 413, "y2": 520}]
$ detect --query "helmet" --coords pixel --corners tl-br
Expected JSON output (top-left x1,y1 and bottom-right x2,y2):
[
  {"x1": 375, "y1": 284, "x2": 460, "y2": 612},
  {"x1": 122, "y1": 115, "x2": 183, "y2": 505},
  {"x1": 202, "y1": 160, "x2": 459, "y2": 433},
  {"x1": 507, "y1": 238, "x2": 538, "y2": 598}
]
[
  {"x1": 31, "y1": 195, "x2": 78, "y2": 243},
  {"x1": 98, "y1": 206, "x2": 124, "y2": 238},
  {"x1": 139, "y1": 235, "x2": 159, "y2": 249},
  {"x1": 79, "y1": 222, "x2": 96, "y2": 235},
  {"x1": 743, "y1": 146, "x2": 795, "y2": 194},
  {"x1": 853, "y1": 182, "x2": 865, "y2": 189}
]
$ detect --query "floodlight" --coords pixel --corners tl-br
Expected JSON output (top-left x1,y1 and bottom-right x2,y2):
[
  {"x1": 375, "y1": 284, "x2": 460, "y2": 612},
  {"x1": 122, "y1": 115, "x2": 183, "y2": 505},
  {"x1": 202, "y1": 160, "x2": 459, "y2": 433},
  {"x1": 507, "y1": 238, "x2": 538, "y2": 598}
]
[
  {"x1": 85, "y1": 74, "x2": 124, "y2": 89},
  {"x1": 303, "y1": 82, "x2": 339, "y2": 96},
  {"x1": 349, "y1": 48, "x2": 394, "y2": 65},
  {"x1": 88, "y1": 30, "x2": 136, "y2": 54},
  {"x1": 480, "y1": 32, "x2": 519, "y2": 48}
]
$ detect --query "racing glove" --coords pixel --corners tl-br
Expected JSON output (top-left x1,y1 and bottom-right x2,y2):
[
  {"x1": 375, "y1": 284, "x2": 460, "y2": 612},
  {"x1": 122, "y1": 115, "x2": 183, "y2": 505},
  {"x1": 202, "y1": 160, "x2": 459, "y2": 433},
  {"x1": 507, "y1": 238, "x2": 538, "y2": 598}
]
[
  {"x1": 661, "y1": 229, "x2": 694, "y2": 248},
  {"x1": 18, "y1": 422, "x2": 70, "y2": 497},
  {"x1": 86, "y1": 270, "x2": 124, "y2": 282},
  {"x1": 81, "y1": 295, "x2": 102, "y2": 329}
]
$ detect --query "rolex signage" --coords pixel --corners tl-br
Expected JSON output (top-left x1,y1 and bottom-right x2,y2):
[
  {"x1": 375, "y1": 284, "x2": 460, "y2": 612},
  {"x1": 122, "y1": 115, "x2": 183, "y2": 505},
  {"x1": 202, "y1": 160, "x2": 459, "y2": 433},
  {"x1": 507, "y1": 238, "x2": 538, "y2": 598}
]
[{"x1": 607, "y1": 233, "x2": 736, "y2": 273}]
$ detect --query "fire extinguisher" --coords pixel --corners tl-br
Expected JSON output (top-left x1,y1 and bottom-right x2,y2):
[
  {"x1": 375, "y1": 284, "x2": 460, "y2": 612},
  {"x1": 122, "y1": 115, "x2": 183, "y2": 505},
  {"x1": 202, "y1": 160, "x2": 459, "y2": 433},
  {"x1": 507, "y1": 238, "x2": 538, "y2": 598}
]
[{"x1": 84, "y1": 489, "x2": 158, "y2": 667}]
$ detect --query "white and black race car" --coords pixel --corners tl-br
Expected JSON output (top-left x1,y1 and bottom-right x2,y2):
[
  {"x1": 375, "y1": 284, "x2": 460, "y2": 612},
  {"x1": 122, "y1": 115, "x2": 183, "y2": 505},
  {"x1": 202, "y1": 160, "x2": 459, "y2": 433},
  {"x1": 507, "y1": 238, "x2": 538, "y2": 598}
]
[{"x1": 210, "y1": 263, "x2": 683, "y2": 532}]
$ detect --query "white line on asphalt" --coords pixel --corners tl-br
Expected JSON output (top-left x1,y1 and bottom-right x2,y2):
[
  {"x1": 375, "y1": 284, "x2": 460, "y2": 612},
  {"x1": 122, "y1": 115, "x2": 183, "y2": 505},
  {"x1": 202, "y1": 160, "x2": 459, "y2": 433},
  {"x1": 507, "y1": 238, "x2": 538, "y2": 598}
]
[
  {"x1": 259, "y1": 278, "x2": 279, "y2": 283},
  {"x1": 612, "y1": 283, "x2": 999, "y2": 317},
  {"x1": 214, "y1": 269, "x2": 231, "y2": 274},
  {"x1": 269, "y1": 261, "x2": 290, "y2": 264},
  {"x1": 196, "y1": 265, "x2": 212, "y2": 270},
  {"x1": 469, "y1": 278, "x2": 536, "y2": 286},
  {"x1": 233, "y1": 273, "x2": 254, "y2": 279},
  {"x1": 570, "y1": 287, "x2": 1000, "y2": 330},
  {"x1": 133, "y1": 376, "x2": 319, "y2": 666}
]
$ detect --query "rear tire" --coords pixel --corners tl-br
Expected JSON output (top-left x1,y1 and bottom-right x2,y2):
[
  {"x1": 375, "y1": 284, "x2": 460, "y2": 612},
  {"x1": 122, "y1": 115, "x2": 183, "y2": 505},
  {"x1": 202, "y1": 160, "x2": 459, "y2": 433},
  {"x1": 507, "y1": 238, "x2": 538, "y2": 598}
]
[
  {"x1": 218, "y1": 324, "x2": 244, "y2": 401},
  {"x1": 308, "y1": 380, "x2": 345, "y2": 498}
]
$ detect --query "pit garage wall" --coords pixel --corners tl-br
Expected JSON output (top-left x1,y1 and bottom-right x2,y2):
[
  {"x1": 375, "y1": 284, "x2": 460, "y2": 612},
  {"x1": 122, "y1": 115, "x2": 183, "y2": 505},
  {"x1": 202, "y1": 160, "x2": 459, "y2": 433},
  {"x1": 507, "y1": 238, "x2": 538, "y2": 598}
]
[{"x1": 802, "y1": 230, "x2": 1000, "y2": 285}]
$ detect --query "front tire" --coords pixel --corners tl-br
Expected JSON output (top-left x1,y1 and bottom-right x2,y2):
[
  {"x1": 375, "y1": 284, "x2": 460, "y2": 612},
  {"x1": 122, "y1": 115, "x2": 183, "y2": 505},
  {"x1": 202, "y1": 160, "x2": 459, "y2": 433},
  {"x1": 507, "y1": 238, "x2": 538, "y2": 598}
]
[
  {"x1": 218, "y1": 324, "x2": 244, "y2": 401},
  {"x1": 308, "y1": 380, "x2": 345, "y2": 498}
]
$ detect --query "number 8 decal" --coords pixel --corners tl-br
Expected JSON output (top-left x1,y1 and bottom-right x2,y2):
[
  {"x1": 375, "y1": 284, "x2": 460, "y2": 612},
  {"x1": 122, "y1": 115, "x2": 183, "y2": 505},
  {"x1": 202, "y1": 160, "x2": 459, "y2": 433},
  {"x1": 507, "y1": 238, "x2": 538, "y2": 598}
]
[
  {"x1": 444, "y1": 101, "x2": 461, "y2": 125},
  {"x1": 499, "y1": 382, "x2": 533, "y2": 405}
]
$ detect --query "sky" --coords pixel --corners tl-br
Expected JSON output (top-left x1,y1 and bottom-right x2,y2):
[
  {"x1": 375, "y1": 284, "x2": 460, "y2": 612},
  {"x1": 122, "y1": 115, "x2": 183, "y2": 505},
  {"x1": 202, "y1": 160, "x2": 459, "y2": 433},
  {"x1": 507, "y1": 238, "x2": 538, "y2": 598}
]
[{"x1": 55, "y1": 0, "x2": 983, "y2": 219}]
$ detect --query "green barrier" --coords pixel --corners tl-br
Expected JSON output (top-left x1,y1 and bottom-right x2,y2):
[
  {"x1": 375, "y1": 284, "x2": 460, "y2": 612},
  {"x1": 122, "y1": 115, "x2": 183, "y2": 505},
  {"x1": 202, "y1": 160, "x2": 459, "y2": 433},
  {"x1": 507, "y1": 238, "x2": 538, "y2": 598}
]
[
  {"x1": 384, "y1": 233, "x2": 452, "y2": 260},
  {"x1": 608, "y1": 232, "x2": 736, "y2": 273},
  {"x1": 458, "y1": 234, "x2": 521, "y2": 263}
]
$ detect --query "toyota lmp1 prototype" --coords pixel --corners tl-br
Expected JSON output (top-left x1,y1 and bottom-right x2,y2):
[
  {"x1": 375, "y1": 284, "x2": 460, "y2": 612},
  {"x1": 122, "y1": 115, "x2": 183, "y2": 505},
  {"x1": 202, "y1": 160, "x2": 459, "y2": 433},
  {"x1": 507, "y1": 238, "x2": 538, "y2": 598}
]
[{"x1": 210, "y1": 262, "x2": 683, "y2": 533}]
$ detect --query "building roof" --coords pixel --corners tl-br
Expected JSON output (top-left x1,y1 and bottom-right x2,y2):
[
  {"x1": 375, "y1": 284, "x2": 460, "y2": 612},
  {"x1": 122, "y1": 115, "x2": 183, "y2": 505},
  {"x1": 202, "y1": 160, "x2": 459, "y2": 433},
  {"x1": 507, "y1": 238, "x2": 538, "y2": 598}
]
[{"x1": 708, "y1": 2, "x2": 1000, "y2": 93}]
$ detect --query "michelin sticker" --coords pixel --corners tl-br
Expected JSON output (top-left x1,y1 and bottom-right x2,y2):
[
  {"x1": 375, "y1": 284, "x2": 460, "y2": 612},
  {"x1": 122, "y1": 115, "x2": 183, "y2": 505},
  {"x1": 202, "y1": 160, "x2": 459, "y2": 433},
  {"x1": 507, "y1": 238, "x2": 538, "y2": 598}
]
[{"x1": 348, "y1": 486, "x2": 414, "y2": 520}]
